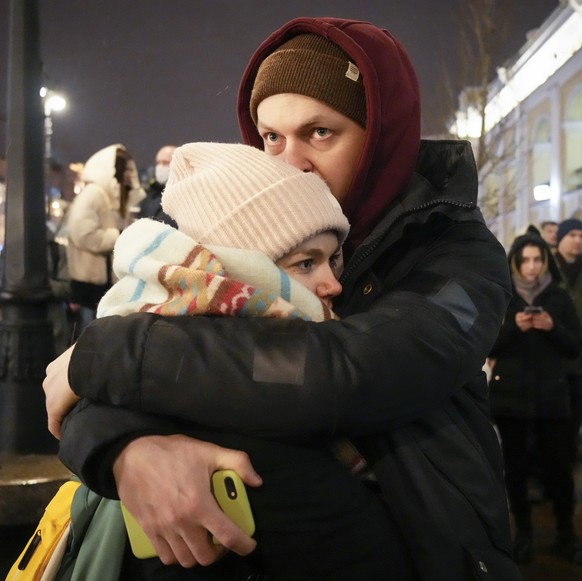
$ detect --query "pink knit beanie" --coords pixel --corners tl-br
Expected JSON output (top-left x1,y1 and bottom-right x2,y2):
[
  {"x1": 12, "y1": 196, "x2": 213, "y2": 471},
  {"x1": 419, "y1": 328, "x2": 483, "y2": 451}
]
[{"x1": 161, "y1": 142, "x2": 350, "y2": 261}]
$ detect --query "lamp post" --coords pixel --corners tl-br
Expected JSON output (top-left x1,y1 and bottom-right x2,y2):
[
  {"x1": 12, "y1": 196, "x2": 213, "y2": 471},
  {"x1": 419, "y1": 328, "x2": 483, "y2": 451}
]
[{"x1": 0, "y1": 0, "x2": 57, "y2": 454}]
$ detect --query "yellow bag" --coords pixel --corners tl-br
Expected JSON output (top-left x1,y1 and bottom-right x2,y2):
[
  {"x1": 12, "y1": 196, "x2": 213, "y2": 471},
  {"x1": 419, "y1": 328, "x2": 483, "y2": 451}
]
[{"x1": 5, "y1": 480, "x2": 81, "y2": 581}]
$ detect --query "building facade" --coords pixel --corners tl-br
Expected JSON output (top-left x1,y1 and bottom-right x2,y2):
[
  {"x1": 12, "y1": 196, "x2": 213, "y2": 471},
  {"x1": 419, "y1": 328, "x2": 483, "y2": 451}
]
[{"x1": 453, "y1": 0, "x2": 582, "y2": 248}]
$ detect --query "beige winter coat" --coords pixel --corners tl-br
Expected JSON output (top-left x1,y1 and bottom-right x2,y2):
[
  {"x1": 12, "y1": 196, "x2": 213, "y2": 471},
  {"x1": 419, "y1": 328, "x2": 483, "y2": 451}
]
[{"x1": 67, "y1": 144, "x2": 144, "y2": 285}]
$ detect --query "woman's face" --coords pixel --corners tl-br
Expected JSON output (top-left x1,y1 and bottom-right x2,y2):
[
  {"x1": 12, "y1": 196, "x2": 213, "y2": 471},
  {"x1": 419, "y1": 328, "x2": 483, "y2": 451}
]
[
  {"x1": 519, "y1": 244, "x2": 544, "y2": 282},
  {"x1": 276, "y1": 231, "x2": 343, "y2": 309}
]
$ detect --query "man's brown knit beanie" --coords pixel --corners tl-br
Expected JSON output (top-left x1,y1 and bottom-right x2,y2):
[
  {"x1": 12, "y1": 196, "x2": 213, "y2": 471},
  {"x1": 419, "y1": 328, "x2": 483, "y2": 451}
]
[{"x1": 250, "y1": 33, "x2": 366, "y2": 128}]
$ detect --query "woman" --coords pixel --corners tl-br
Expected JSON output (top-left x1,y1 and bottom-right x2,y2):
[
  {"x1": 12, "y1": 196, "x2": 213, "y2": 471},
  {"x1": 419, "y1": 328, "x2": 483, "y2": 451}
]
[
  {"x1": 489, "y1": 228, "x2": 582, "y2": 564},
  {"x1": 66, "y1": 144, "x2": 144, "y2": 329},
  {"x1": 49, "y1": 143, "x2": 402, "y2": 581}
]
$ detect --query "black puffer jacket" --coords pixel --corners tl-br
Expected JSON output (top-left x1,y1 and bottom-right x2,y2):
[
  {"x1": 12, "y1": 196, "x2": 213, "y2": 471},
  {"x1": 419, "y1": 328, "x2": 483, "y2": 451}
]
[
  {"x1": 60, "y1": 17, "x2": 520, "y2": 581},
  {"x1": 61, "y1": 141, "x2": 518, "y2": 580},
  {"x1": 489, "y1": 234, "x2": 582, "y2": 419}
]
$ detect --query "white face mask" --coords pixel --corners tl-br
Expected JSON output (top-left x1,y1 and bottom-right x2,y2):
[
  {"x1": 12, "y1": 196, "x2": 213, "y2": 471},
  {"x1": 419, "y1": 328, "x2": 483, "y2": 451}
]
[{"x1": 155, "y1": 164, "x2": 170, "y2": 185}]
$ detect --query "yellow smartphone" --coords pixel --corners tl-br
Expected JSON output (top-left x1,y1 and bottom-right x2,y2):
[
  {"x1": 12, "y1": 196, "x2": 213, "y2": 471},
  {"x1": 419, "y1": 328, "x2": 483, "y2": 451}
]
[
  {"x1": 120, "y1": 469, "x2": 255, "y2": 558},
  {"x1": 120, "y1": 502, "x2": 157, "y2": 559},
  {"x1": 211, "y1": 469, "x2": 256, "y2": 544}
]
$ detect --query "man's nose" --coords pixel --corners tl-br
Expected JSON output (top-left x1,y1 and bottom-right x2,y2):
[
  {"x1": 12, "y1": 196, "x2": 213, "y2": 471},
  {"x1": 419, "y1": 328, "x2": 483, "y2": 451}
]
[{"x1": 281, "y1": 141, "x2": 313, "y2": 173}]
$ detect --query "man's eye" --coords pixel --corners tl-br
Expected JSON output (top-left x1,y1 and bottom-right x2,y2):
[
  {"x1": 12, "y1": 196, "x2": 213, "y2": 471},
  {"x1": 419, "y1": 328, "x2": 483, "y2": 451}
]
[{"x1": 314, "y1": 127, "x2": 330, "y2": 138}]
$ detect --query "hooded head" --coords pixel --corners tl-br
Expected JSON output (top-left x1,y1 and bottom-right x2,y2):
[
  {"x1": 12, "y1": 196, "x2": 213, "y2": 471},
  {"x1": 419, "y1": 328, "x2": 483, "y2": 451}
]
[
  {"x1": 508, "y1": 225, "x2": 561, "y2": 284},
  {"x1": 81, "y1": 144, "x2": 144, "y2": 215},
  {"x1": 161, "y1": 142, "x2": 349, "y2": 262},
  {"x1": 237, "y1": 17, "x2": 421, "y2": 251},
  {"x1": 82, "y1": 144, "x2": 134, "y2": 189}
]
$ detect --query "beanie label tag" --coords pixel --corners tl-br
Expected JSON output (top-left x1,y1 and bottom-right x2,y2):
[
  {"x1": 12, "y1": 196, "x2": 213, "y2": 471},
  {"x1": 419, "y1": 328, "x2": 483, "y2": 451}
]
[{"x1": 345, "y1": 62, "x2": 360, "y2": 82}]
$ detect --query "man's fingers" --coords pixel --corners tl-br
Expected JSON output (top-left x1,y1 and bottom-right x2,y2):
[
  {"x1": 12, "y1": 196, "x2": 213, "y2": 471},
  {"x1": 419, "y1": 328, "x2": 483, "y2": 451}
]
[
  {"x1": 156, "y1": 513, "x2": 226, "y2": 567},
  {"x1": 200, "y1": 507, "x2": 257, "y2": 557},
  {"x1": 216, "y1": 449, "x2": 263, "y2": 488},
  {"x1": 155, "y1": 532, "x2": 203, "y2": 568}
]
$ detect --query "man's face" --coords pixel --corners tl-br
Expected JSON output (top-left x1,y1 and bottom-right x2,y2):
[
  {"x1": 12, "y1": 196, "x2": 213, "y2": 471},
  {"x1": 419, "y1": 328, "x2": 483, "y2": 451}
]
[
  {"x1": 541, "y1": 224, "x2": 558, "y2": 247},
  {"x1": 156, "y1": 146, "x2": 175, "y2": 166},
  {"x1": 558, "y1": 229, "x2": 582, "y2": 261},
  {"x1": 256, "y1": 94, "x2": 366, "y2": 203}
]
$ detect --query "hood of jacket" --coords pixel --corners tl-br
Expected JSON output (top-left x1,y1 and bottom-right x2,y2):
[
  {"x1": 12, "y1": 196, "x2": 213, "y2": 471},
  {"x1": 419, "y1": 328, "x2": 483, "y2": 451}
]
[
  {"x1": 82, "y1": 144, "x2": 125, "y2": 191},
  {"x1": 81, "y1": 143, "x2": 144, "y2": 208},
  {"x1": 237, "y1": 17, "x2": 421, "y2": 253}
]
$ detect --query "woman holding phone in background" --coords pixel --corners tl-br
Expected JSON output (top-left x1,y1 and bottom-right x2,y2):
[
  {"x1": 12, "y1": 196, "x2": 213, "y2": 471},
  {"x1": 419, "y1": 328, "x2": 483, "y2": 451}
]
[{"x1": 489, "y1": 227, "x2": 582, "y2": 565}]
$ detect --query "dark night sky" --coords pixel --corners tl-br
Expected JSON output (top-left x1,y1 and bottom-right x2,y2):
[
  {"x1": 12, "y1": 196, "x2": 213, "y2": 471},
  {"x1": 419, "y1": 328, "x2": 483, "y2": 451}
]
[{"x1": 0, "y1": 0, "x2": 559, "y2": 171}]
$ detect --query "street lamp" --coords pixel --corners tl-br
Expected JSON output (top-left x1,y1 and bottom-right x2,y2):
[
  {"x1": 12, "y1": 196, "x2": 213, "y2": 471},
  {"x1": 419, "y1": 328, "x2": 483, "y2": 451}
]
[
  {"x1": 40, "y1": 87, "x2": 66, "y2": 164},
  {"x1": 40, "y1": 87, "x2": 67, "y2": 216}
]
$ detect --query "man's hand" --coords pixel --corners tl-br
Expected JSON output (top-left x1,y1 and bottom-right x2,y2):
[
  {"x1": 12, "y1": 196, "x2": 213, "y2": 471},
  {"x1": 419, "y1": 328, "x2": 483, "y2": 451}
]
[
  {"x1": 43, "y1": 344, "x2": 80, "y2": 439},
  {"x1": 113, "y1": 434, "x2": 263, "y2": 568}
]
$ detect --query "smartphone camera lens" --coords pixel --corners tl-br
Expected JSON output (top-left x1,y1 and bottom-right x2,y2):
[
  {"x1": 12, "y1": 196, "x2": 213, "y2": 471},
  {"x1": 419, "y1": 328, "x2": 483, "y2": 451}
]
[{"x1": 224, "y1": 476, "x2": 238, "y2": 499}]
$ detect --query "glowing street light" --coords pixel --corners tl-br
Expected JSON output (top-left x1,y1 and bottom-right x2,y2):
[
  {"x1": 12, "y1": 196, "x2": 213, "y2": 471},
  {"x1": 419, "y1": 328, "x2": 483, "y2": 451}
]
[{"x1": 40, "y1": 87, "x2": 67, "y2": 161}]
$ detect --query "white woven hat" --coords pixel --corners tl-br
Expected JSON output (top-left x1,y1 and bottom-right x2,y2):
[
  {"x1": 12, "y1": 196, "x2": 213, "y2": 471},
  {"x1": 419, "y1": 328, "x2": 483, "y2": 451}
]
[{"x1": 161, "y1": 142, "x2": 350, "y2": 261}]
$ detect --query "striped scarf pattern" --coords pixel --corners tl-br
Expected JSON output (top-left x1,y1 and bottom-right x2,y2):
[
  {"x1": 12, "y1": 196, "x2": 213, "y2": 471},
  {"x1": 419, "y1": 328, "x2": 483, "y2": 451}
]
[{"x1": 97, "y1": 219, "x2": 336, "y2": 322}]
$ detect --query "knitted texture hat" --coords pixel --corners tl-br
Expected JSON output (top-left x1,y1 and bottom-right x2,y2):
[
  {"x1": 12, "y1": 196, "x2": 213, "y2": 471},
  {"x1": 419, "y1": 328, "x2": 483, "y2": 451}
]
[
  {"x1": 250, "y1": 33, "x2": 366, "y2": 127},
  {"x1": 162, "y1": 142, "x2": 350, "y2": 261},
  {"x1": 557, "y1": 218, "x2": 582, "y2": 245}
]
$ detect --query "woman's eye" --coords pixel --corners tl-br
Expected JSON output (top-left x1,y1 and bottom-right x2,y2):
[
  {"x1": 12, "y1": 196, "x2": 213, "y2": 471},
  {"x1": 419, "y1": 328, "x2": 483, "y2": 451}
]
[
  {"x1": 296, "y1": 259, "x2": 313, "y2": 271},
  {"x1": 331, "y1": 251, "x2": 343, "y2": 269},
  {"x1": 265, "y1": 132, "x2": 279, "y2": 143}
]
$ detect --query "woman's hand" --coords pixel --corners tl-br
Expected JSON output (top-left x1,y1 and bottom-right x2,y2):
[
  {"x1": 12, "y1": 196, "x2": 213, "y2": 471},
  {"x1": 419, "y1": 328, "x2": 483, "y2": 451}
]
[
  {"x1": 515, "y1": 311, "x2": 534, "y2": 332},
  {"x1": 42, "y1": 344, "x2": 80, "y2": 439},
  {"x1": 531, "y1": 310, "x2": 554, "y2": 331}
]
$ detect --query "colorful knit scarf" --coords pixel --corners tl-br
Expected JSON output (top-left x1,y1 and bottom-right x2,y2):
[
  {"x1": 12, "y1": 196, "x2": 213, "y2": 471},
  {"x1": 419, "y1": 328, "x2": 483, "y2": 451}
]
[{"x1": 98, "y1": 219, "x2": 336, "y2": 322}]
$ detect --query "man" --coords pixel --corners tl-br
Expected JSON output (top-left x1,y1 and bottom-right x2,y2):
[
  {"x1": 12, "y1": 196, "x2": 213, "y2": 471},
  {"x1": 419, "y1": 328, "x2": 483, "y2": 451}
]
[
  {"x1": 139, "y1": 144, "x2": 177, "y2": 227},
  {"x1": 44, "y1": 17, "x2": 519, "y2": 580},
  {"x1": 555, "y1": 218, "x2": 582, "y2": 461},
  {"x1": 540, "y1": 220, "x2": 558, "y2": 249}
]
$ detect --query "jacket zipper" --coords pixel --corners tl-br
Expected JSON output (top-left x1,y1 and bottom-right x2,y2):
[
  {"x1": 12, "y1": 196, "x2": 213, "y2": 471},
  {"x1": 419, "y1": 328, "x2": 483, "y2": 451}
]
[{"x1": 341, "y1": 198, "x2": 475, "y2": 284}]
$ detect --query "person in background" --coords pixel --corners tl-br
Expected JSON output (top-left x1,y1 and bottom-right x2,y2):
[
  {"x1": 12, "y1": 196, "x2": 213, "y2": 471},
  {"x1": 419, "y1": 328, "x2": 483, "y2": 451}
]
[
  {"x1": 66, "y1": 144, "x2": 145, "y2": 331},
  {"x1": 540, "y1": 220, "x2": 558, "y2": 249},
  {"x1": 44, "y1": 17, "x2": 520, "y2": 580},
  {"x1": 489, "y1": 228, "x2": 582, "y2": 564},
  {"x1": 139, "y1": 144, "x2": 177, "y2": 227},
  {"x1": 554, "y1": 218, "x2": 582, "y2": 461}
]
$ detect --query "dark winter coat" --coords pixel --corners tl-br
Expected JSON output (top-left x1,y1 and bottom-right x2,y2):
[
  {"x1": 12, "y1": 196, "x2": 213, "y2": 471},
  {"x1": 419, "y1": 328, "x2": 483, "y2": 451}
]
[
  {"x1": 489, "y1": 286, "x2": 581, "y2": 418},
  {"x1": 59, "y1": 17, "x2": 519, "y2": 581},
  {"x1": 555, "y1": 252, "x2": 582, "y2": 376},
  {"x1": 489, "y1": 243, "x2": 582, "y2": 419},
  {"x1": 138, "y1": 180, "x2": 177, "y2": 228}
]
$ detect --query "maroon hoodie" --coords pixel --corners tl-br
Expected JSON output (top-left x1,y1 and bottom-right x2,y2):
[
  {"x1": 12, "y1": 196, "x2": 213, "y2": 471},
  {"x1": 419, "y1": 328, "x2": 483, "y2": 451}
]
[{"x1": 237, "y1": 17, "x2": 421, "y2": 253}]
